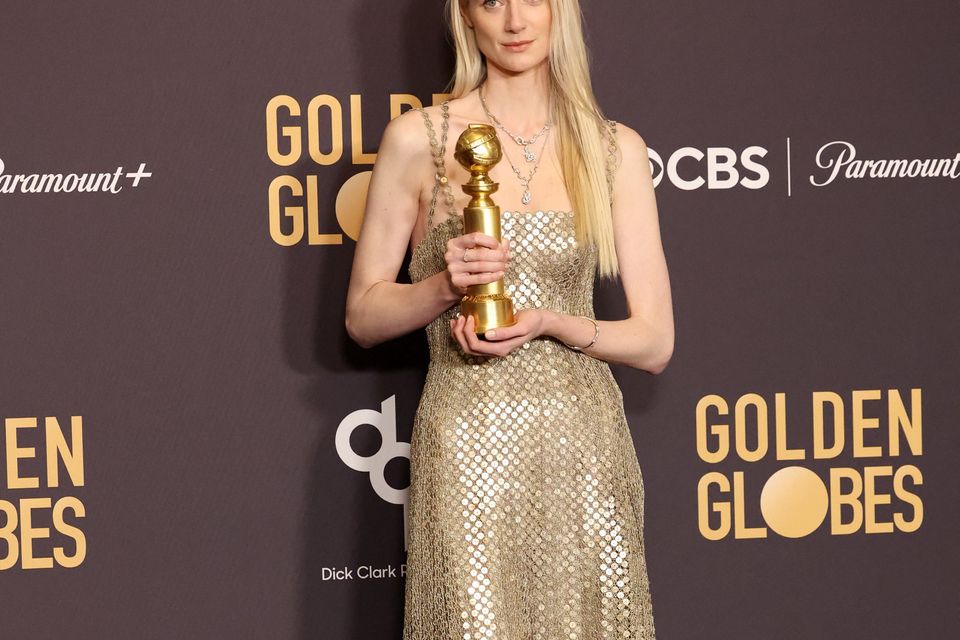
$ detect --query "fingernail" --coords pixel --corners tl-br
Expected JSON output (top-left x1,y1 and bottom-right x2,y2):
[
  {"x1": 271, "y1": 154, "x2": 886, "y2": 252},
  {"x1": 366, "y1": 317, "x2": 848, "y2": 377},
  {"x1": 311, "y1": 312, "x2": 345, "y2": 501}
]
[{"x1": 486, "y1": 330, "x2": 497, "y2": 338}]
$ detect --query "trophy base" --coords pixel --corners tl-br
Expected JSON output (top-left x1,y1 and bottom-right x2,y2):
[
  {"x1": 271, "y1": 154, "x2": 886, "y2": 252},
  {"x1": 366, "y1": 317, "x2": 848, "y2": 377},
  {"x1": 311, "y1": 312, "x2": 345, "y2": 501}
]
[{"x1": 461, "y1": 295, "x2": 516, "y2": 335}]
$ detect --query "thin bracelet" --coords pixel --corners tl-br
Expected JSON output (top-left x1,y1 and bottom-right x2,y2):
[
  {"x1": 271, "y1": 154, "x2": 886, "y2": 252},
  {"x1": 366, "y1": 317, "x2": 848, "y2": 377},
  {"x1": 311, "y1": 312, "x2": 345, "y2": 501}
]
[{"x1": 562, "y1": 316, "x2": 600, "y2": 351}]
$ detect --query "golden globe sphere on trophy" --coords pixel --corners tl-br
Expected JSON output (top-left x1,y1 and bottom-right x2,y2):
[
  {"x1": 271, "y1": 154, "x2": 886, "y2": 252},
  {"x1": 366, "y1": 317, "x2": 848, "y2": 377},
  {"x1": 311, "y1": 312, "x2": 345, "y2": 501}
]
[{"x1": 454, "y1": 124, "x2": 517, "y2": 335}]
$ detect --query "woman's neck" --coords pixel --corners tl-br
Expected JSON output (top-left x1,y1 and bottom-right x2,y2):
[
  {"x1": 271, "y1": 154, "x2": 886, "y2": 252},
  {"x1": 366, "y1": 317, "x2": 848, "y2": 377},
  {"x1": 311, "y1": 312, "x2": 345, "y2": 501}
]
[{"x1": 479, "y1": 63, "x2": 553, "y2": 137}]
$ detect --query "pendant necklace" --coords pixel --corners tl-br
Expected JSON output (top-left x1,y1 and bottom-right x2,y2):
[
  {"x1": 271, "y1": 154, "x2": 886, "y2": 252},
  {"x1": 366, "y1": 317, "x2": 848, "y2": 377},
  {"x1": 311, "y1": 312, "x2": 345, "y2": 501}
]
[
  {"x1": 478, "y1": 85, "x2": 552, "y2": 163},
  {"x1": 478, "y1": 85, "x2": 552, "y2": 206}
]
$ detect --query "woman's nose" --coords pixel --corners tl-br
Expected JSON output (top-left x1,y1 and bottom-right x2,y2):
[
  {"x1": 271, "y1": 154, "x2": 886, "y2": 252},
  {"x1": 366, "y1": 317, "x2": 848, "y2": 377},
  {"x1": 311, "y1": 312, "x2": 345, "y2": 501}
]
[{"x1": 504, "y1": 2, "x2": 527, "y2": 33}]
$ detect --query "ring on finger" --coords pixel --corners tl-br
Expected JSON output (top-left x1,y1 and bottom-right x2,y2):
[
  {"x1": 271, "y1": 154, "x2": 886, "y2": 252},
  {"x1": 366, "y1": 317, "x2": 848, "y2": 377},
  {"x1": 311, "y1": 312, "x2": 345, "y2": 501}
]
[{"x1": 462, "y1": 248, "x2": 471, "y2": 263}]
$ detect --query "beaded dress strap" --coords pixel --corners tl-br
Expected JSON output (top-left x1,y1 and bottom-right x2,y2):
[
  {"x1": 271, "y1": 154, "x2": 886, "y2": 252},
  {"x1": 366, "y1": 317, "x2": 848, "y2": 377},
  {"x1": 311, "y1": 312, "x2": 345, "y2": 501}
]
[
  {"x1": 604, "y1": 119, "x2": 620, "y2": 206},
  {"x1": 413, "y1": 101, "x2": 457, "y2": 231}
]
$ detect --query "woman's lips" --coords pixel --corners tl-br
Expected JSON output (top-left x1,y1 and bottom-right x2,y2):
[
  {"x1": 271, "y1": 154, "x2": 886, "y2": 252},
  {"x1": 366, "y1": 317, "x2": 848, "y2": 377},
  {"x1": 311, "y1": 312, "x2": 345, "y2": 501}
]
[{"x1": 502, "y1": 40, "x2": 533, "y2": 52}]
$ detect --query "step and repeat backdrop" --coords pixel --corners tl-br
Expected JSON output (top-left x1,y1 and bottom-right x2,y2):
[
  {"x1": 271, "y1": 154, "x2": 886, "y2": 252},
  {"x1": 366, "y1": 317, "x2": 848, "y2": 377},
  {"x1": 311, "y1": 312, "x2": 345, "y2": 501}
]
[{"x1": 1, "y1": 1, "x2": 957, "y2": 638}]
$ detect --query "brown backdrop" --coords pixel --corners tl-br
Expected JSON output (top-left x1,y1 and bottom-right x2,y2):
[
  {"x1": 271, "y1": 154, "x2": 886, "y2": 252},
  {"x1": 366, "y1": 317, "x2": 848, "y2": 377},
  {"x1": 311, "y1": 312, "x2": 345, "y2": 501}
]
[{"x1": 1, "y1": 1, "x2": 957, "y2": 638}]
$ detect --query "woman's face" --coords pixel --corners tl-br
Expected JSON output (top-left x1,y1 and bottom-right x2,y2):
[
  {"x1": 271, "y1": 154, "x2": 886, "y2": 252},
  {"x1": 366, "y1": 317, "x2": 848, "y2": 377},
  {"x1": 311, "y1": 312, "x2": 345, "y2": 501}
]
[{"x1": 461, "y1": 0, "x2": 553, "y2": 75}]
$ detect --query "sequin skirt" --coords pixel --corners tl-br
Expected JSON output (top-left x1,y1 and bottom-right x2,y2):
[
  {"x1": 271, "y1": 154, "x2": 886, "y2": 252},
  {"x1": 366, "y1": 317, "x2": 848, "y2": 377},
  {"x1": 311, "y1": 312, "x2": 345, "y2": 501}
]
[{"x1": 402, "y1": 336, "x2": 657, "y2": 640}]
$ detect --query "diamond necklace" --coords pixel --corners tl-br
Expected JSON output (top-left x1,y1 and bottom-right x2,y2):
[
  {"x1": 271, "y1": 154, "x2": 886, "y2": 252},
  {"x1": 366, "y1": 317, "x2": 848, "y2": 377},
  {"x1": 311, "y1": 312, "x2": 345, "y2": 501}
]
[
  {"x1": 503, "y1": 127, "x2": 550, "y2": 206},
  {"x1": 478, "y1": 85, "x2": 552, "y2": 163},
  {"x1": 478, "y1": 87, "x2": 552, "y2": 206}
]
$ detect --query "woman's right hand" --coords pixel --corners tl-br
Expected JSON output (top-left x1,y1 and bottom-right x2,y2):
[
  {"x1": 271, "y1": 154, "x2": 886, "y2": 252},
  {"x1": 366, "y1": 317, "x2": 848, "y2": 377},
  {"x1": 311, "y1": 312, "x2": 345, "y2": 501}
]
[{"x1": 443, "y1": 232, "x2": 511, "y2": 297}]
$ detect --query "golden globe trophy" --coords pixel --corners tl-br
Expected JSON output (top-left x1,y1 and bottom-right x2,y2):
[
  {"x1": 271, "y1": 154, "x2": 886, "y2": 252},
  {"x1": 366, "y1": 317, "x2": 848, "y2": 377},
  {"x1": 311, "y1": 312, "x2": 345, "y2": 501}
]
[{"x1": 454, "y1": 124, "x2": 516, "y2": 335}]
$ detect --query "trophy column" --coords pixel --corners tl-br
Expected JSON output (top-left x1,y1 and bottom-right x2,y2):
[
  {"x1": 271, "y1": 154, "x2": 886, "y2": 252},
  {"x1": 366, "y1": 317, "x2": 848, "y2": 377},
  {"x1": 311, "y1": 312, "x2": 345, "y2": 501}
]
[{"x1": 454, "y1": 124, "x2": 516, "y2": 334}]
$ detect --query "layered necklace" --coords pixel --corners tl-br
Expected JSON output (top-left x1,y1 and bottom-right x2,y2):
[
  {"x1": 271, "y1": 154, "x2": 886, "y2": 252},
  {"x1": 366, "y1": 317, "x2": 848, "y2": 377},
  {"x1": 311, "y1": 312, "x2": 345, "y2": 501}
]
[{"x1": 478, "y1": 84, "x2": 553, "y2": 206}]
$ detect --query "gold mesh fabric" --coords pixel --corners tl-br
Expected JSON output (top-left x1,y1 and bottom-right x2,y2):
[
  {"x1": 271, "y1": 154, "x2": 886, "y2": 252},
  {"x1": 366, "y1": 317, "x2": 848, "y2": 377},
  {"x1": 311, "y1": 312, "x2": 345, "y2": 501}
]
[{"x1": 404, "y1": 105, "x2": 656, "y2": 639}]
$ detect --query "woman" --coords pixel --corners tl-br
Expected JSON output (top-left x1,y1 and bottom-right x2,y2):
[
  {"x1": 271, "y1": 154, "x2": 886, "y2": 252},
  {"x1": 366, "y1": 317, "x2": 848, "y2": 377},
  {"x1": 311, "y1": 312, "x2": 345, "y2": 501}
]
[{"x1": 345, "y1": 0, "x2": 673, "y2": 637}]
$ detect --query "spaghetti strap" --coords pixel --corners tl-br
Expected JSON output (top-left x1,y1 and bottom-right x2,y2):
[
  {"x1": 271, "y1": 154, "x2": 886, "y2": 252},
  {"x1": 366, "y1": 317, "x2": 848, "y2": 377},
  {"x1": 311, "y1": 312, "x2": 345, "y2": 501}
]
[{"x1": 412, "y1": 101, "x2": 457, "y2": 231}]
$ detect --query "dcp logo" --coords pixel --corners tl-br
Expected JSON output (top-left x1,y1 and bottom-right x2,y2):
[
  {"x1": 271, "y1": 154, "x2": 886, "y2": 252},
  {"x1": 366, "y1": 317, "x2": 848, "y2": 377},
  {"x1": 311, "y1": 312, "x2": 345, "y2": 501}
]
[{"x1": 336, "y1": 395, "x2": 411, "y2": 548}]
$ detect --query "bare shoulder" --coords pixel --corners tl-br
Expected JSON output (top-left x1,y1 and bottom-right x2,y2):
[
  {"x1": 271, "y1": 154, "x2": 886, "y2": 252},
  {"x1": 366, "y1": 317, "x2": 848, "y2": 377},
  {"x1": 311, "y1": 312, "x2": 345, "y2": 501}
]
[
  {"x1": 379, "y1": 106, "x2": 432, "y2": 162},
  {"x1": 609, "y1": 120, "x2": 649, "y2": 166},
  {"x1": 387, "y1": 98, "x2": 477, "y2": 162}
]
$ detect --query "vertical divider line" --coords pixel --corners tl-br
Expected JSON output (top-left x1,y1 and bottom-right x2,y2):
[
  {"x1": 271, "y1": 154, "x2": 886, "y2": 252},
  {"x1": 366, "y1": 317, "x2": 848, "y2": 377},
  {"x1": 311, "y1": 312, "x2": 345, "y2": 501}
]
[{"x1": 786, "y1": 137, "x2": 793, "y2": 197}]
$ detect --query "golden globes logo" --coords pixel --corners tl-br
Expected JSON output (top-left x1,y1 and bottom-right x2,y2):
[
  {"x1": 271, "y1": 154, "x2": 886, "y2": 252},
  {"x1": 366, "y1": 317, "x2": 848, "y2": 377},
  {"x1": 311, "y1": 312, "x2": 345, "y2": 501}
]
[
  {"x1": 696, "y1": 388, "x2": 923, "y2": 540},
  {"x1": 1, "y1": 416, "x2": 86, "y2": 570},
  {"x1": 264, "y1": 92, "x2": 449, "y2": 246}
]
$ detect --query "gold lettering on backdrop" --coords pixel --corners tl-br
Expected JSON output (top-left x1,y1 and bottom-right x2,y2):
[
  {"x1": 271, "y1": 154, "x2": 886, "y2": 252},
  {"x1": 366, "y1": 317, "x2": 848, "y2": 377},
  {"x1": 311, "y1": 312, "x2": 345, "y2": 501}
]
[
  {"x1": 20, "y1": 498, "x2": 54, "y2": 569},
  {"x1": 695, "y1": 394, "x2": 728, "y2": 464},
  {"x1": 829, "y1": 467, "x2": 863, "y2": 535},
  {"x1": 309, "y1": 95, "x2": 344, "y2": 166},
  {"x1": 892, "y1": 465, "x2": 923, "y2": 532},
  {"x1": 1, "y1": 416, "x2": 87, "y2": 570},
  {"x1": 863, "y1": 465, "x2": 893, "y2": 534},
  {"x1": 696, "y1": 471, "x2": 730, "y2": 541},
  {"x1": 828, "y1": 464, "x2": 924, "y2": 535},
  {"x1": 852, "y1": 389, "x2": 883, "y2": 457},
  {"x1": 350, "y1": 95, "x2": 375, "y2": 165},
  {"x1": 265, "y1": 95, "x2": 301, "y2": 167},
  {"x1": 813, "y1": 391, "x2": 844, "y2": 458},
  {"x1": 5, "y1": 417, "x2": 40, "y2": 489},
  {"x1": 265, "y1": 92, "x2": 452, "y2": 247},
  {"x1": 695, "y1": 389, "x2": 924, "y2": 540},
  {"x1": 53, "y1": 497, "x2": 87, "y2": 568},
  {"x1": 268, "y1": 176, "x2": 306, "y2": 246},
  {"x1": 734, "y1": 394, "x2": 768, "y2": 462},
  {"x1": 0, "y1": 501, "x2": 17, "y2": 570},
  {"x1": 888, "y1": 388, "x2": 922, "y2": 456},
  {"x1": 306, "y1": 175, "x2": 341, "y2": 245},
  {"x1": 774, "y1": 393, "x2": 804, "y2": 460},
  {"x1": 732, "y1": 472, "x2": 766, "y2": 539},
  {"x1": 46, "y1": 416, "x2": 84, "y2": 488}
]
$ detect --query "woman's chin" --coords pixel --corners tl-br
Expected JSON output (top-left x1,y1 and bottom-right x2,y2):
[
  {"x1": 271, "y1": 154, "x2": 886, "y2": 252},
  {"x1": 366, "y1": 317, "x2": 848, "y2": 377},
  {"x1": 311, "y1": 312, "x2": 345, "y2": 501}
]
[{"x1": 486, "y1": 56, "x2": 550, "y2": 77}]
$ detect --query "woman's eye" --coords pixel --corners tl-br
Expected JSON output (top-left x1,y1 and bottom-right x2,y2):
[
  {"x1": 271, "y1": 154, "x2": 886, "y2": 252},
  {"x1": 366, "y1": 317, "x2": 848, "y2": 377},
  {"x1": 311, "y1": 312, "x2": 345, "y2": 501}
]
[{"x1": 482, "y1": 0, "x2": 502, "y2": 8}]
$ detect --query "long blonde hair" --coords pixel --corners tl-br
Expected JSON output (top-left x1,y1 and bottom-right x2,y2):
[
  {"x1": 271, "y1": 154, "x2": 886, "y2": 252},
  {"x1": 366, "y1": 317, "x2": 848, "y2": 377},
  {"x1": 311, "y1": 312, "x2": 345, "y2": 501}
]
[{"x1": 444, "y1": 0, "x2": 619, "y2": 278}]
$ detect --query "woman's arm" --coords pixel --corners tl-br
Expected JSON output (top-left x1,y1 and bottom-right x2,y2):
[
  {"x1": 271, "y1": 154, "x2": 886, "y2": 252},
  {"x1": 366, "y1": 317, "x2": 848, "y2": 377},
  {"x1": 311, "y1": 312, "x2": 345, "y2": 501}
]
[
  {"x1": 345, "y1": 110, "x2": 455, "y2": 347},
  {"x1": 450, "y1": 123, "x2": 675, "y2": 374},
  {"x1": 544, "y1": 123, "x2": 674, "y2": 373},
  {"x1": 345, "y1": 108, "x2": 510, "y2": 348}
]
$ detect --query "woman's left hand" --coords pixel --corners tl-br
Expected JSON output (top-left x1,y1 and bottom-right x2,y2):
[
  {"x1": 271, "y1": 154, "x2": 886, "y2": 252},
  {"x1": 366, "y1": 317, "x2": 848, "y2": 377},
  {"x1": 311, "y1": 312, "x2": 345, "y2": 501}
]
[{"x1": 450, "y1": 308, "x2": 548, "y2": 358}]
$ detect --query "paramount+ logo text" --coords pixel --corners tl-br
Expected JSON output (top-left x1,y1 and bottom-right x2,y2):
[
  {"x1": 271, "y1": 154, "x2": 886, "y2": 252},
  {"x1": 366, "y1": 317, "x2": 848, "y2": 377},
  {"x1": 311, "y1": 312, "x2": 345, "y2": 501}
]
[{"x1": 695, "y1": 388, "x2": 923, "y2": 540}]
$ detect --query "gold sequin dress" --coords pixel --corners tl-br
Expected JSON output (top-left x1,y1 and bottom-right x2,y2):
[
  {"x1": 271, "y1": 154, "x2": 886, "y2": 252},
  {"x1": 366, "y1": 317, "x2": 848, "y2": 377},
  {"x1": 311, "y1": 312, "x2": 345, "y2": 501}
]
[{"x1": 404, "y1": 103, "x2": 656, "y2": 639}]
